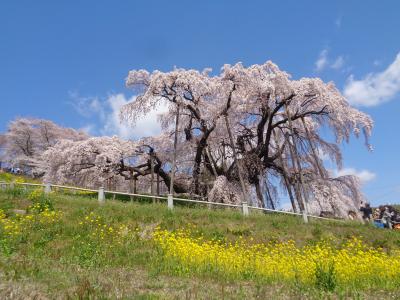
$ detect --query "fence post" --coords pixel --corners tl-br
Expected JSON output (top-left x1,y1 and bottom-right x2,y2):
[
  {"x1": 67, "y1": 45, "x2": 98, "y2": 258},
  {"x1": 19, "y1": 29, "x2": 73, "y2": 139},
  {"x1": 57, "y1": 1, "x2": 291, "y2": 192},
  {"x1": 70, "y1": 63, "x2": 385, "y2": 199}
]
[
  {"x1": 98, "y1": 187, "x2": 105, "y2": 203},
  {"x1": 206, "y1": 183, "x2": 212, "y2": 210},
  {"x1": 302, "y1": 211, "x2": 309, "y2": 223},
  {"x1": 129, "y1": 178, "x2": 134, "y2": 202},
  {"x1": 10, "y1": 181, "x2": 15, "y2": 189},
  {"x1": 242, "y1": 201, "x2": 249, "y2": 216},
  {"x1": 167, "y1": 194, "x2": 174, "y2": 210},
  {"x1": 44, "y1": 183, "x2": 51, "y2": 194}
]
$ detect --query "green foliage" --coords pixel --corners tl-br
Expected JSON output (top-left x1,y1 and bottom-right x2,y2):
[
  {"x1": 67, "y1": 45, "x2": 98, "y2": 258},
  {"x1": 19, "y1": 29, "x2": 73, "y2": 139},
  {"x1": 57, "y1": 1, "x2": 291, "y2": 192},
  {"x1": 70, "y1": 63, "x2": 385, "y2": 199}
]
[
  {"x1": 312, "y1": 224, "x2": 323, "y2": 239},
  {"x1": 315, "y1": 261, "x2": 336, "y2": 292},
  {"x1": 72, "y1": 238, "x2": 102, "y2": 267},
  {"x1": 0, "y1": 238, "x2": 15, "y2": 256},
  {"x1": 0, "y1": 172, "x2": 13, "y2": 182},
  {"x1": 4, "y1": 186, "x2": 26, "y2": 199},
  {"x1": 27, "y1": 189, "x2": 54, "y2": 212}
]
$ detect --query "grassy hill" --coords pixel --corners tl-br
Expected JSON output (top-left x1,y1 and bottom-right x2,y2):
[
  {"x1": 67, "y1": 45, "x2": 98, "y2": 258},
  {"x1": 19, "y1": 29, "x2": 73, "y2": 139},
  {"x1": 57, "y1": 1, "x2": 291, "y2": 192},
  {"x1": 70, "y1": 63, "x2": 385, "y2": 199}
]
[{"x1": 1, "y1": 185, "x2": 400, "y2": 299}]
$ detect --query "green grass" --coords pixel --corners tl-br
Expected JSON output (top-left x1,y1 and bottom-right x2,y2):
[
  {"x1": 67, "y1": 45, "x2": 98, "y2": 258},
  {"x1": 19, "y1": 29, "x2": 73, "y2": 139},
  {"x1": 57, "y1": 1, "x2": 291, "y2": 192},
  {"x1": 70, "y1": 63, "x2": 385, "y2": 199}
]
[{"x1": 1, "y1": 186, "x2": 400, "y2": 299}]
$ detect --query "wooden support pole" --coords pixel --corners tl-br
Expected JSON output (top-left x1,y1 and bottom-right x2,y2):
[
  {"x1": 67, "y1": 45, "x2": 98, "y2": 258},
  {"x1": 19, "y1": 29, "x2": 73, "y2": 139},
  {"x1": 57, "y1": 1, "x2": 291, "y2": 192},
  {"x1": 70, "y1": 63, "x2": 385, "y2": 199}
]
[
  {"x1": 129, "y1": 178, "x2": 134, "y2": 201},
  {"x1": 150, "y1": 152, "x2": 155, "y2": 203},
  {"x1": 206, "y1": 146, "x2": 218, "y2": 177},
  {"x1": 221, "y1": 143, "x2": 226, "y2": 173},
  {"x1": 112, "y1": 179, "x2": 116, "y2": 200},
  {"x1": 157, "y1": 173, "x2": 160, "y2": 196},
  {"x1": 285, "y1": 134, "x2": 305, "y2": 210},
  {"x1": 168, "y1": 105, "x2": 180, "y2": 210},
  {"x1": 206, "y1": 183, "x2": 211, "y2": 209},
  {"x1": 224, "y1": 115, "x2": 249, "y2": 213},
  {"x1": 273, "y1": 131, "x2": 298, "y2": 212},
  {"x1": 284, "y1": 104, "x2": 308, "y2": 223},
  {"x1": 301, "y1": 117, "x2": 325, "y2": 177},
  {"x1": 301, "y1": 117, "x2": 337, "y2": 213},
  {"x1": 265, "y1": 182, "x2": 275, "y2": 210}
]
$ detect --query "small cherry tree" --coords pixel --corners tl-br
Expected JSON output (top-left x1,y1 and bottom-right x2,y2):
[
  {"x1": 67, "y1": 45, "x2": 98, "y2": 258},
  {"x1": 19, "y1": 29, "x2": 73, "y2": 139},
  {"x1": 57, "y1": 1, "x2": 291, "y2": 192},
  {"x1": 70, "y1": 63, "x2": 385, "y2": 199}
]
[{"x1": 2, "y1": 118, "x2": 88, "y2": 176}]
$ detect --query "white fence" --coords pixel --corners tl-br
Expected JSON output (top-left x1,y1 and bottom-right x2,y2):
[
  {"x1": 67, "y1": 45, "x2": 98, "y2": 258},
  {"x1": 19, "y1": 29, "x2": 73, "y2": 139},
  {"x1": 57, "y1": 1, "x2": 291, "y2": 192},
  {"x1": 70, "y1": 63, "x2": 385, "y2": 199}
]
[{"x1": 0, "y1": 181, "x2": 343, "y2": 223}]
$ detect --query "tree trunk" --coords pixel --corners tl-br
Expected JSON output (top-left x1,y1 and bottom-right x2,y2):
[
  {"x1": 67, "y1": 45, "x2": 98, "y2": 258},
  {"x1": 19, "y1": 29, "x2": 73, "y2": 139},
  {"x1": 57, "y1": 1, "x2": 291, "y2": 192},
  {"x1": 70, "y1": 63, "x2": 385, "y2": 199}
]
[
  {"x1": 192, "y1": 132, "x2": 212, "y2": 195},
  {"x1": 158, "y1": 168, "x2": 187, "y2": 194},
  {"x1": 254, "y1": 179, "x2": 265, "y2": 208}
]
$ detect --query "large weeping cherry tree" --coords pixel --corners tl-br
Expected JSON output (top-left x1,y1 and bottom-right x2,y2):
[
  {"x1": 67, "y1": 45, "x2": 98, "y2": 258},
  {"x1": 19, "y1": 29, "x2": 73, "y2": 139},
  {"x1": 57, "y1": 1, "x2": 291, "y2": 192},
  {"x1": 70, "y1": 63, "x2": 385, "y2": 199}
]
[
  {"x1": 41, "y1": 60, "x2": 372, "y2": 219},
  {"x1": 119, "y1": 61, "x2": 373, "y2": 218}
]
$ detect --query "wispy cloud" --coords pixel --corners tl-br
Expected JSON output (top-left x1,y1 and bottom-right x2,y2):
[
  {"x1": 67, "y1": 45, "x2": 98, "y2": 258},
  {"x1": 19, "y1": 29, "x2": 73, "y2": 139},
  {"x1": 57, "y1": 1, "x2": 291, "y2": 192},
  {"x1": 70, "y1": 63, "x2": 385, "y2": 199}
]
[
  {"x1": 331, "y1": 56, "x2": 345, "y2": 70},
  {"x1": 315, "y1": 49, "x2": 329, "y2": 72},
  {"x1": 373, "y1": 60, "x2": 381, "y2": 66},
  {"x1": 79, "y1": 124, "x2": 96, "y2": 135},
  {"x1": 69, "y1": 91, "x2": 105, "y2": 120},
  {"x1": 335, "y1": 16, "x2": 342, "y2": 28},
  {"x1": 343, "y1": 52, "x2": 400, "y2": 107},
  {"x1": 315, "y1": 49, "x2": 346, "y2": 72}
]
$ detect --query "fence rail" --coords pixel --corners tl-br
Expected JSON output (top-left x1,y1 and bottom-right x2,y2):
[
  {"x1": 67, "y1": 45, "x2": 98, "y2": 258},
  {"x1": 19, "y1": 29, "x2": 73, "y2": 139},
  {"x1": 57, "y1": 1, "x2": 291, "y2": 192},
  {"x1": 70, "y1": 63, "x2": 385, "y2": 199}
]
[{"x1": 0, "y1": 181, "x2": 343, "y2": 223}]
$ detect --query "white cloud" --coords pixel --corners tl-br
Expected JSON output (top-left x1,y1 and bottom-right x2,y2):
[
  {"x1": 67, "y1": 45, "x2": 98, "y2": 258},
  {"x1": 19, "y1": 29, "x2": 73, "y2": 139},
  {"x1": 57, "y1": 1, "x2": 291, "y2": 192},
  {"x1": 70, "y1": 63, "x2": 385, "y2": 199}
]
[
  {"x1": 335, "y1": 16, "x2": 342, "y2": 28},
  {"x1": 315, "y1": 49, "x2": 346, "y2": 72},
  {"x1": 79, "y1": 124, "x2": 96, "y2": 135},
  {"x1": 315, "y1": 49, "x2": 329, "y2": 72},
  {"x1": 343, "y1": 52, "x2": 400, "y2": 107},
  {"x1": 101, "y1": 94, "x2": 167, "y2": 140},
  {"x1": 100, "y1": 94, "x2": 134, "y2": 139},
  {"x1": 335, "y1": 167, "x2": 376, "y2": 184},
  {"x1": 71, "y1": 92, "x2": 168, "y2": 140},
  {"x1": 373, "y1": 60, "x2": 381, "y2": 66},
  {"x1": 331, "y1": 56, "x2": 345, "y2": 70},
  {"x1": 69, "y1": 91, "x2": 105, "y2": 120}
]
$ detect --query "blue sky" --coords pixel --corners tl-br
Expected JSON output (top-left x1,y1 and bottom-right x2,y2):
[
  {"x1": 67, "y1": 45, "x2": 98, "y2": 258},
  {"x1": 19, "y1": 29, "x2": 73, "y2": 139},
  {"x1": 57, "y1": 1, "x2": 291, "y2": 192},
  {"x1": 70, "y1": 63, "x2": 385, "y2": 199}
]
[{"x1": 1, "y1": 1, "x2": 400, "y2": 205}]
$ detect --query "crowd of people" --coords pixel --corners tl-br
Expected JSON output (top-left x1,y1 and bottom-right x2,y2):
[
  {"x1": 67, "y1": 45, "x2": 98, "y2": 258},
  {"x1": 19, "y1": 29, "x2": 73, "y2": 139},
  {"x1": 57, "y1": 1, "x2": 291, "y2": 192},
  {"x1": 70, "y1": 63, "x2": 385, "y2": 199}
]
[{"x1": 360, "y1": 203, "x2": 400, "y2": 230}]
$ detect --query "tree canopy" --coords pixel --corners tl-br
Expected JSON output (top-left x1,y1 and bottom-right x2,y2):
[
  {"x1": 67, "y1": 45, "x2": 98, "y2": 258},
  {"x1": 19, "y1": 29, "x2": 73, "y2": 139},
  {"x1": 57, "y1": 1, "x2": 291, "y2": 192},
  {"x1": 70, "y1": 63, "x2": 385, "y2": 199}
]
[
  {"x1": 2, "y1": 61, "x2": 373, "y2": 218},
  {"x1": 1, "y1": 118, "x2": 87, "y2": 176}
]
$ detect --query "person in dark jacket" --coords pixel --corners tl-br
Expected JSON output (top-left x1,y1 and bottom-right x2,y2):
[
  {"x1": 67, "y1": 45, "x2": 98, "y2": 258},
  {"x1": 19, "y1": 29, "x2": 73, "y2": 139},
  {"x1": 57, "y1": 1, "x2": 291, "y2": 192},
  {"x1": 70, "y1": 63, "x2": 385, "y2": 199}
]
[{"x1": 360, "y1": 203, "x2": 372, "y2": 223}]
